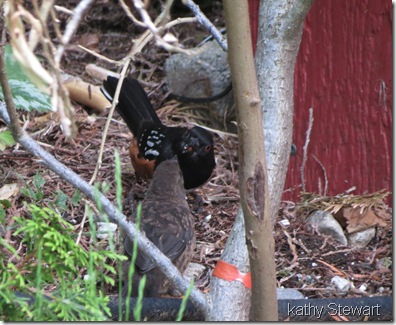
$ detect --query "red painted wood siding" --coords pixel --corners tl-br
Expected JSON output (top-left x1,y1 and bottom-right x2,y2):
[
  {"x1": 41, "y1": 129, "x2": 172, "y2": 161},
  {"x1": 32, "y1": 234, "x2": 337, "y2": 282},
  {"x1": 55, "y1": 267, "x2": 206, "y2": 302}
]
[{"x1": 249, "y1": 0, "x2": 392, "y2": 205}]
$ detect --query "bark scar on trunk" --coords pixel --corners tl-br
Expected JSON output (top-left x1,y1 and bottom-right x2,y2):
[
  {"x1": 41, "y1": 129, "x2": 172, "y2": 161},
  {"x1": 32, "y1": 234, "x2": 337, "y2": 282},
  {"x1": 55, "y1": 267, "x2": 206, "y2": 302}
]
[{"x1": 246, "y1": 161, "x2": 265, "y2": 221}]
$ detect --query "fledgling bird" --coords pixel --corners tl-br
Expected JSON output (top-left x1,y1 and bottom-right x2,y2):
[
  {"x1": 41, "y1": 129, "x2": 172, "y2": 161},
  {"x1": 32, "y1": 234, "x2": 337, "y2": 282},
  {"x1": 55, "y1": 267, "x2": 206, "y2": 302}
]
[
  {"x1": 101, "y1": 76, "x2": 216, "y2": 190},
  {"x1": 122, "y1": 158, "x2": 196, "y2": 297}
]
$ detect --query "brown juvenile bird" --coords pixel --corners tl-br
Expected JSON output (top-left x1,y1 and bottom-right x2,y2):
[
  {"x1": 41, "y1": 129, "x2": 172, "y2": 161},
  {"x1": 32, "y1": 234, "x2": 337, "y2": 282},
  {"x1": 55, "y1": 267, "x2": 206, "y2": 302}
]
[{"x1": 123, "y1": 158, "x2": 196, "y2": 297}]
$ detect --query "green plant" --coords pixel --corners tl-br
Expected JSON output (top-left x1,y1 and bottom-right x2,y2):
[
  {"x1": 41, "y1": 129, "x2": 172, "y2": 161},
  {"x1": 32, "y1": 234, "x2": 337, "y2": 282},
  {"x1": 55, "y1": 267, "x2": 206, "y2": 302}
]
[
  {"x1": 0, "y1": 203, "x2": 127, "y2": 321},
  {"x1": 20, "y1": 172, "x2": 82, "y2": 213},
  {"x1": 0, "y1": 130, "x2": 16, "y2": 151},
  {"x1": 0, "y1": 149, "x2": 190, "y2": 321},
  {"x1": 123, "y1": 202, "x2": 145, "y2": 321},
  {"x1": 0, "y1": 45, "x2": 51, "y2": 112},
  {"x1": 20, "y1": 172, "x2": 46, "y2": 202},
  {"x1": 176, "y1": 279, "x2": 195, "y2": 321}
]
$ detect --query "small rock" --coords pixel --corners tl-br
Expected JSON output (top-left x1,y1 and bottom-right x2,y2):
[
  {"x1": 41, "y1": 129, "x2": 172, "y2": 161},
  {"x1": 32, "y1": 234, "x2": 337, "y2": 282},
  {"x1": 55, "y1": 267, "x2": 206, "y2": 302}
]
[
  {"x1": 376, "y1": 257, "x2": 392, "y2": 269},
  {"x1": 330, "y1": 276, "x2": 351, "y2": 292},
  {"x1": 183, "y1": 262, "x2": 206, "y2": 284},
  {"x1": 96, "y1": 221, "x2": 117, "y2": 240},
  {"x1": 347, "y1": 227, "x2": 376, "y2": 249},
  {"x1": 279, "y1": 219, "x2": 290, "y2": 227},
  {"x1": 305, "y1": 275, "x2": 315, "y2": 284},
  {"x1": 165, "y1": 40, "x2": 234, "y2": 125},
  {"x1": 306, "y1": 210, "x2": 348, "y2": 245},
  {"x1": 277, "y1": 288, "x2": 305, "y2": 300},
  {"x1": 168, "y1": 262, "x2": 206, "y2": 297},
  {"x1": 358, "y1": 284, "x2": 367, "y2": 292}
]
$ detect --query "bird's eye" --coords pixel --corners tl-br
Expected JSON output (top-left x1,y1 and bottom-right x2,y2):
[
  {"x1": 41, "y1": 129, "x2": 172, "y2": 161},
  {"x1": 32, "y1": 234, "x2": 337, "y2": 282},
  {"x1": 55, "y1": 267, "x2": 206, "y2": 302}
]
[{"x1": 184, "y1": 145, "x2": 193, "y2": 152}]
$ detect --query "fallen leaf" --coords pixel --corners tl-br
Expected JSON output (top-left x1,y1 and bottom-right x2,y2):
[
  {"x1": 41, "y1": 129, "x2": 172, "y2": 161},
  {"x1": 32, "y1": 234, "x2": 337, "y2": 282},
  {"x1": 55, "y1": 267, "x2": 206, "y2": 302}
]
[
  {"x1": 77, "y1": 34, "x2": 99, "y2": 51},
  {"x1": 337, "y1": 207, "x2": 391, "y2": 233},
  {"x1": 0, "y1": 183, "x2": 20, "y2": 200}
]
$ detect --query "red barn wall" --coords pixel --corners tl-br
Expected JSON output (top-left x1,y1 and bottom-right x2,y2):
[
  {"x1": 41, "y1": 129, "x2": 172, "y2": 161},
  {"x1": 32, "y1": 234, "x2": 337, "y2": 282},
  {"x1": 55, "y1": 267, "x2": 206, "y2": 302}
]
[{"x1": 249, "y1": 0, "x2": 392, "y2": 205}]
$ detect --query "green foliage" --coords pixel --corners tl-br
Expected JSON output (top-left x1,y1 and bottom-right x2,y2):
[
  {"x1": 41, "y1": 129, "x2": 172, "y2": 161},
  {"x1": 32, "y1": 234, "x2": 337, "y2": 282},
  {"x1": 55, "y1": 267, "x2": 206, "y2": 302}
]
[
  {"x1": 71, "y1": 190, "x2": 82, "y2": 206},
  {"x1": 176, "y1": 279, "x2": 195, "y2": 321},
  {"x1": 133, "y1": 274, "x2": 146, "y2": 321},
  {"x1": 0, "y1": 204, "x2": 126, "y2": 321},
  {"x1": 0, "y1": 130, "x2": 16, "y2": 151},
  {"x1": 0, "y1": 150, "x2": 184, "y2": 321},
  {"x1": 0, "y1": 200, "x2": 8, "y2": 226},
  {"x1": 20, "y1": 172, "x2": 82, "y2": 213},
  {"x1": 0, "y1": 45, "x2": 51, "y2": 112},
  {"x1": 114, "y1": 150, "x2": 123, "y2": 211},
  {"x1": 20, "y1": 172, "x2": 46, "y2": 202},
  {"x1": 124, "y1": 202, "x2": 143, "y2": 321}
]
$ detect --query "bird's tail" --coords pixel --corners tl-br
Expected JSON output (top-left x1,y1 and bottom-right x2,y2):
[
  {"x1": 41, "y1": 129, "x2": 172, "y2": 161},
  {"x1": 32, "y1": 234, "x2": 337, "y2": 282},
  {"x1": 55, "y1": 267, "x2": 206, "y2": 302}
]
[{"x1": 101, "y1": 76, "x2": 162, "y2": 135}]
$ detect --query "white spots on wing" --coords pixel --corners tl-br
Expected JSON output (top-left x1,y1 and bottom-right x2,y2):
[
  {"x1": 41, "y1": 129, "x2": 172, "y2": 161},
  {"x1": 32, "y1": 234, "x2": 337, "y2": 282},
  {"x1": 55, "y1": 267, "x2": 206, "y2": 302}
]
[
  {"x1": 145, "y1": 149, "x2": 159, "y2": 157},
  {"x1": 139, "y1": 127, "x2": 166, "y2": 158}
]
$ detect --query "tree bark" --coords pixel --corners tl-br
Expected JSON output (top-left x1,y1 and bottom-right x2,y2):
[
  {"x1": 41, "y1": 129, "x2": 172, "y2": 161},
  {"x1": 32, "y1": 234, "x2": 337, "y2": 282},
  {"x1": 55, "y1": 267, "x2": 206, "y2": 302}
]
[
  {"x1": 255, "y1": 0, "x2": 315, "y2": 222},
  {"x1": 207, "y1": 208, "x2": 251, "y2": 320},
  {"x1": 223, "y1": 1, "x2": 277, "y2": 321}
]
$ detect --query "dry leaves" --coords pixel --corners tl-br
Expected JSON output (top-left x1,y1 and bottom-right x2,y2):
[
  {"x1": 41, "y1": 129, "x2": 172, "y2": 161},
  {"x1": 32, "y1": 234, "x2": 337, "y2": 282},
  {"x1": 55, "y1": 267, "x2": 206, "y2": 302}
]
[{"x1": 335, "y1": 206, "x2": 392, "y2": 234}]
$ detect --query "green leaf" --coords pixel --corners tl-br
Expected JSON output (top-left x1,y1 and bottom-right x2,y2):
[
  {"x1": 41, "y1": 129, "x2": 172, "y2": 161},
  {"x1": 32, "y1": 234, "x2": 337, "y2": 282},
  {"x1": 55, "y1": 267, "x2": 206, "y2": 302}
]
[
  {"x1": 0, "y1": 199, "x2": 12, "y2": 209},
  {"x1": 33, "y1": 173, "x2": 46, "y2": 191},
  {"x1": 71, "y1": 190, "x2": 82, "y2": 206},
  {"x1": 0, "y1": 45, "x2": 51, "y2": 112},
  {"x1": 54, "y1": 190, "x2": 68, "y2": 211},
  {"x1": 0, "y1": 130, "x2": 16, "y2": 151},
  {"x1": 0, "y1": 205, "x2": 6, "y2": 225}
]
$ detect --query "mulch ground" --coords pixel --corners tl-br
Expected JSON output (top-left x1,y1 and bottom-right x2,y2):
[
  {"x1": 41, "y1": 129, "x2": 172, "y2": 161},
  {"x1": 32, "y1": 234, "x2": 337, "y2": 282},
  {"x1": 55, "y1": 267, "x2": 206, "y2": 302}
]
[{"x1": 0, "y1": 0, "x2": 392, "y2": 301}]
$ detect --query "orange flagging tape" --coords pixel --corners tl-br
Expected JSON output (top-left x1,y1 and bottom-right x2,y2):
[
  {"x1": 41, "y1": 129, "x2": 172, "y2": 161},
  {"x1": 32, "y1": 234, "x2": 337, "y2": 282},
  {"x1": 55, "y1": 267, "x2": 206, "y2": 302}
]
[{"x1": 212, "y1": 260, "x2": 252, "y2": 289}]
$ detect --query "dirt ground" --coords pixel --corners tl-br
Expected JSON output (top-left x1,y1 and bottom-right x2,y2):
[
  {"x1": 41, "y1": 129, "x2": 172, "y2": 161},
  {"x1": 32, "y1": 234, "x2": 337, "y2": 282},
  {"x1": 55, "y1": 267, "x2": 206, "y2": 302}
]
[{"x1": 0, "y1": 0, "x2": 392, "y2": 302}]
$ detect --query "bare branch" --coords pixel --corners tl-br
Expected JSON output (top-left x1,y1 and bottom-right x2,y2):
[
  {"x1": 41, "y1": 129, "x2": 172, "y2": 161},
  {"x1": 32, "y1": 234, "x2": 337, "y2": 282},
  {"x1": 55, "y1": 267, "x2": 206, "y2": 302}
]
[
  {"x1": 312, "y1": 154, "x2": 329, "y2": 196},
  {"x1": 54, "y1": 0, "x2": 95, "y2": 65},
  {"x1": 0, "y1": 44, "x2": 22, "y2": 137},
  {"x1": 182, "y1": 0, "x2": 227, "y2": 51},
  {"x1": 28, "y1": 0, "x2": 54, "y2": 50},
  {"x1": 300, "y1": 107, "x2": 314, "y2": 192},
  {"x1": 89, "y1": 60, "x2": 131, "y2": 185},
  {"x1": 127, "y1": 0, "x2": 193, "y2": 54},
  {"x1": 223, "y1": 0, "x2": 277, "y2": 320}
]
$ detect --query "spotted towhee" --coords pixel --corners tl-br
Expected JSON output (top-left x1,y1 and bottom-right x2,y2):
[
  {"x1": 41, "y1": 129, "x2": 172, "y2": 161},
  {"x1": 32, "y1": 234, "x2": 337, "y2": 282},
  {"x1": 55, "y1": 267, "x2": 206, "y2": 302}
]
[
  {"x1": 123, "y1": 158, "x2": 196, "y2": 297},
  {"x1": 101, "y1": 76, "x2": 216, "y2": 190}
]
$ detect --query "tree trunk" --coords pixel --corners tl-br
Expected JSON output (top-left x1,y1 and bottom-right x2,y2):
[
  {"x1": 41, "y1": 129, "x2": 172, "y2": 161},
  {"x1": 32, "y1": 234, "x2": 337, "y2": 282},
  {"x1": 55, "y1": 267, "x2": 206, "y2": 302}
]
[
  {"x1": 206, "y1": 0, "x2": 315, "y2": 321},
  {"x1": 255, "y1": 0, "x2": 315, "y2": 222},
  {"x1": 207, "y1": 208, "x2": 251, "y2": 320},
  {"x1": 223, "y1": 1, "x2": 278, "y2": 321}
]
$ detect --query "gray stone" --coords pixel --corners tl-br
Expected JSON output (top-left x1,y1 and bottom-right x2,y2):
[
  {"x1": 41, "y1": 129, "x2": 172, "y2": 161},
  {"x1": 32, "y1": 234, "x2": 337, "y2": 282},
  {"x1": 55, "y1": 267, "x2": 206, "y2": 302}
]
[
  {"x1": 168, "y1": 262, "x2": 206, "y2": 297},
  {"x1": 164, "y1": 40, "x2": 234, "y2": 125},
  {"x1": 306, "y1": 210, "x2": 348, "y2": 246},
  {"x1": 183, "y1": 262, "x2": 206, "y2": 284},
  {"x1": 330, "y1": 276, "x2": 352, "y2": 292},
  {"x1": 347, "y1": 227, "x2": 376, "y2": 249},
  {"x1": 96, "y1": 221, "x2": 117, "y2": 240},
  {"x1": 277, "y1": 288, "x2": 305, "y2": 300}
]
